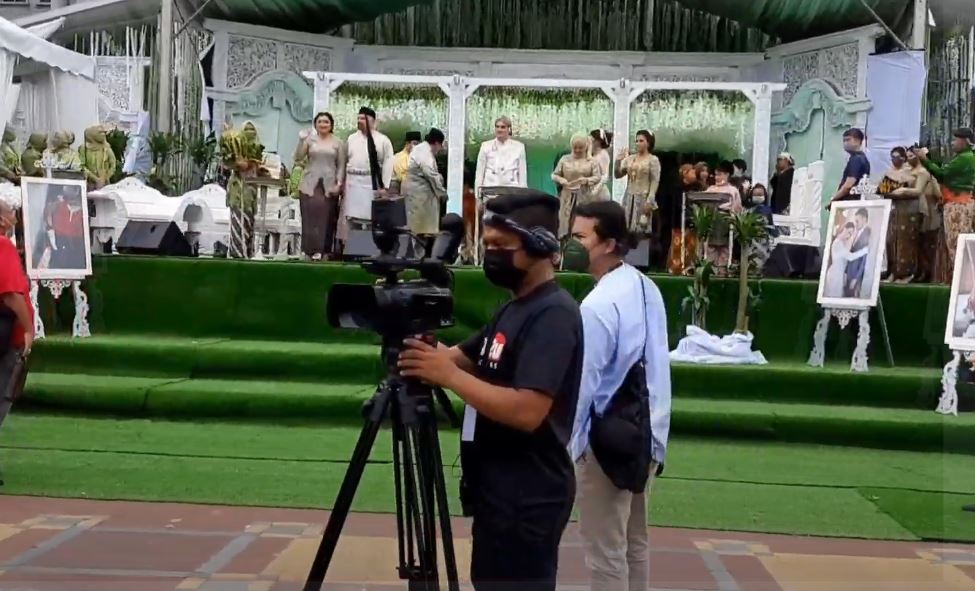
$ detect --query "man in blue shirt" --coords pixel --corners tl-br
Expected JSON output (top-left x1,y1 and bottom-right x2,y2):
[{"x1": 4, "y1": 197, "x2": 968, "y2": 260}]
[
  {"x1": 568, "y1": 200, "x2": 672, "y2": 591},
  {"x1": 827, "y1": 127, "x2": 871, "y2": 208}
]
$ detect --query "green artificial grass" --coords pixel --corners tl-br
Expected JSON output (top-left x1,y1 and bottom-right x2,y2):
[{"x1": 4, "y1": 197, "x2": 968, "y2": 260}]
[
  {"x1": 1, "y1": 414, "x2": 972, "y2": 541},
  {"x1": 54, "y1": 256, "x2": 953, "y2": 367},
  {"x1": 21, "y1": 373, "x2": 975, "y2": 452},
  {"x1": 859, "y1": 488, "x2": 975, "y2": 543},
  {"x1": 31, "y1": 336, "x2": 950, "y2": 411}
]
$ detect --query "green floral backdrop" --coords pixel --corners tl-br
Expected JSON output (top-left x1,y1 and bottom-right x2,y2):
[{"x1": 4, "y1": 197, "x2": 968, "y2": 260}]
[
  {"x1": 630, "y1": 90, "x2": 755, "y2": 159},
  {"x1": 328, "y1": 84, "x2": 755, "y2": 194},
  {"x1": 330, "y1": 84, "x2": 450, "y2": 146}
]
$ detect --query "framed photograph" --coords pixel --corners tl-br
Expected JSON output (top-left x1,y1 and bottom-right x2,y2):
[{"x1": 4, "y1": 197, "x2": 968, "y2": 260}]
[
  {"x1": 945, "y1": 234, "x2": 975, "y2": 350},
  {"x1": 20, "y1": 177, "x2": 92, "y2": 280},
  {"x1": 816, "y1": 199, "x2": 892, "y2": 308}
]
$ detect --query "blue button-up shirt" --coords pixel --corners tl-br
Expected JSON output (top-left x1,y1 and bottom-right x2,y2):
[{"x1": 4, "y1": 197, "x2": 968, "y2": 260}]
[{"x1": 569, "y1": 264, "x2": 672, "y2": 466}]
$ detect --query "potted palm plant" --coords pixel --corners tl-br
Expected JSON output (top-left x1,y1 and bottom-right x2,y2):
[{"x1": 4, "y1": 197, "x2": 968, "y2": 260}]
[
  {"x1": 728, "y1": 210, "x2": 768, "y2": 334},
  {"x1": 147, "y1": 132, "x2": 183, "y2": 194},
  {"x1": 187, "y1": 132, "x2": 216, "y2": 188},
  {"x1": 105, "y1": 128, "x2": 129, "y2": 184},
  {"x1": 681, "y1": 204, "x2": 717, "y2": 329}
]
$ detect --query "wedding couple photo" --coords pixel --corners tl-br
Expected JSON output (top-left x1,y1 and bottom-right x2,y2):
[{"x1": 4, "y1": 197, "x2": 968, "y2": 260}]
[
  {"x1": 946, "y1": 235, "x2": 975, "y2": 350},
  {"x1": 817, "y1": 200, "x2": 891, "y2": 308}
]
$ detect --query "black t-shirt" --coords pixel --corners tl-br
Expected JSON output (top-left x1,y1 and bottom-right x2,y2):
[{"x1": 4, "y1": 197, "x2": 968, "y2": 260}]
[
  {"x1": 770, "y1": 167, "x2": 794, "y2": 214},
  {"x1": 458, "y1": 280, "x2": 582, "y2": 507},
  {"x1": 837, "y1": 151, "x2": 871, "y2": 200}
]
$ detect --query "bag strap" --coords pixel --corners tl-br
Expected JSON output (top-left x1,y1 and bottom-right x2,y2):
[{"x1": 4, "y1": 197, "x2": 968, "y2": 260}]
[{"x1": 638, "y1": 269, "x2": 649, "y2": 367}]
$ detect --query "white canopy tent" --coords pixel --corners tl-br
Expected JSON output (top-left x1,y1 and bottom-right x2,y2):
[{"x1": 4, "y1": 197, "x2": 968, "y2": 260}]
[
  {"x1": 1, "y1": 16, "x2": 96, "y2": 135},
  {"x1": 304, "y1": 71, "x2": 785, "y2": 215}
]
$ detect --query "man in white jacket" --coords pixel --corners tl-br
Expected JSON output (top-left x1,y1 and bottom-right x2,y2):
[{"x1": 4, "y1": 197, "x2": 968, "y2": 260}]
[
  {"x1": 473, "y1": 117, "x2": 528, "y2": 261},
  {"x1": 475, "y1": 116, "x2": 527, "y2": 193}
]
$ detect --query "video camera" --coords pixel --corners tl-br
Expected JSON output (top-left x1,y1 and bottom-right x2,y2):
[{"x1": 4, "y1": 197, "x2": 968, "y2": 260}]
[
  {"x1": 326, "y1": 198, "x2": 464, "y2": 344},
  {"x1": 308, "y1": 195, "x2": 465, "y2": 591}
]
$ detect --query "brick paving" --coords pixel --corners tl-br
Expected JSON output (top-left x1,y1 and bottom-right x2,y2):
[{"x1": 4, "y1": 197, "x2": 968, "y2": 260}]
[{"x1": 0, "y1": 496, "x2": 971, "y2": 591}]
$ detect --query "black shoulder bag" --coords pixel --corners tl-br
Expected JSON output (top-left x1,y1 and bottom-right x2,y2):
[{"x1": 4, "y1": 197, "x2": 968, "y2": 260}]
[{"x1": 588, "y1": 271, "x2": 653, "y2": 493}]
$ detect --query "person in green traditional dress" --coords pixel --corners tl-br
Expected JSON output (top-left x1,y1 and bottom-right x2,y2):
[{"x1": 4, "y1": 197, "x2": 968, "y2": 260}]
[
  {"x1": 20, "y1": 133, "x2": 47, "y2": 178},
  {"x1": 79, "y1": 125, "x2": 117, "y2": 190},
  {"x1": 917, "y1": 127, "x2": 975, "y2": 283},
  {"x1": 42, "y1": 131, "x2": 82, "y2": 172},
  {"x1": 0, "y1": 126, "x2": 20, "y2": 183},
  {"x1": 402, "y1": 128, "x2": 447, "y2": 246},
  {"x1": 220, "y1": 121, "x2": 262, "y2": 259}
]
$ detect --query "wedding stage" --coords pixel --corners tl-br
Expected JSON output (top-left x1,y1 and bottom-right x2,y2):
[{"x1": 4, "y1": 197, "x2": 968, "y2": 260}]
[{"x1": 22, "y1": 255, "x2": 974, "y2": 455}]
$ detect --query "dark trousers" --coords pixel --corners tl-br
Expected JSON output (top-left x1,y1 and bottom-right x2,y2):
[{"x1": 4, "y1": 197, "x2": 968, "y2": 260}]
[
  {"x1": 0, "y1": 349, "x2": 26, "y2": 431},
  {"x1": 470, "y1": 494, "x2": 572, "y2": 591}
]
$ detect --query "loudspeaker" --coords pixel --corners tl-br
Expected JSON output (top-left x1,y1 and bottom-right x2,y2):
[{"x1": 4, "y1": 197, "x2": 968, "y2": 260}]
[
  {"x1": 624, "y1": 239, "x2": 652, "y2": 270},
  {"x1": 116, "y1": 221, "x2": 194, "y2": 257},
  {"x1": 343, "y1": 229, "x2": 415, "y2": 260},
  {"x1": 762, "y1": 243, "x2": 821, "y2": 279}
]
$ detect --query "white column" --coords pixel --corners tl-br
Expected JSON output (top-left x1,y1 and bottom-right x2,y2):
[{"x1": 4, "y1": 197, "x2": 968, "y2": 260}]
[
  {"x1": 157, "y1": 0, "x2": 174, "y2": 132},
  {"x1": 444, "y1": 78, "x2": 470, "y2": 215},
  {"x1": 603, "y1": 80, "x2": 634, "y2": 203},
  {"x1": 750, "y1": 85, "x2": 774, "y2": 189}
]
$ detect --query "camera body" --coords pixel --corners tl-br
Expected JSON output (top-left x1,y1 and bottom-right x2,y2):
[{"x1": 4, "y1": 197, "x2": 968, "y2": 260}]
[{"x1": 326, "y1": 198, "x2": 462, "y2": 348}]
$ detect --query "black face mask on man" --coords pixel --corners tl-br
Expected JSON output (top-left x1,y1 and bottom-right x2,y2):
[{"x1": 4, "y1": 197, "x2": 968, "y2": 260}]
[{"x1": 483, "y1": 248, "x2": 527, "y2": 290}]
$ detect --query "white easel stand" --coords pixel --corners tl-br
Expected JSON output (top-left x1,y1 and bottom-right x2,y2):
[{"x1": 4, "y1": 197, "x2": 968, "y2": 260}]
[
  {"x1": 807, "y1": 307, "x2": 871, "y2": 372},
  {"x1": 937, "y1": 350, "x2": 967, "y2": 416},
  {"x1": 30, "y1": 279, "x2": 91, "y2": 340}
]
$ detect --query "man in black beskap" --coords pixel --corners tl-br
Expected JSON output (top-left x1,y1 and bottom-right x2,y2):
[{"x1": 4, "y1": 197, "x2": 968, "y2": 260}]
[{"x1": 399, "y1": 189, "x2": 582, "y2": 591}]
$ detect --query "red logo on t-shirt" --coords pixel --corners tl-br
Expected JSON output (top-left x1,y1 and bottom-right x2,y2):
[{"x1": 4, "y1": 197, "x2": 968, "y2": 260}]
[{"x1": 488, "y1": 333, "x2": 506, "y2": 365}]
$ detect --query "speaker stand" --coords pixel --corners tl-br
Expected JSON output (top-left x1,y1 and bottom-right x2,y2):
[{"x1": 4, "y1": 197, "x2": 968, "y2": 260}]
[{"x1": 30, "y1": 279, "x2": 91, "y2": 340}]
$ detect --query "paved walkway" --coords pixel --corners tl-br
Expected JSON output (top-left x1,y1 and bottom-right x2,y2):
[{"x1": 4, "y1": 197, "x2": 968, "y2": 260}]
[{"x1": 0, "y1": 496, "x2": 972, "y2": 591}]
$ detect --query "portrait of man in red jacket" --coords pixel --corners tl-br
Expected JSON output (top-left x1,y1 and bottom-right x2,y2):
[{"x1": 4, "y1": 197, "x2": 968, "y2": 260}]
[{"x1": 23, "y1": 180, "x2": 90, "y2": 276}]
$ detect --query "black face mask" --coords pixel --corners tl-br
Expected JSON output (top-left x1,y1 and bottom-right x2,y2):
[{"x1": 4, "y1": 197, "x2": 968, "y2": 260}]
[{"x1": 483, "y1": 248, "x2": 527, "y2": 291}]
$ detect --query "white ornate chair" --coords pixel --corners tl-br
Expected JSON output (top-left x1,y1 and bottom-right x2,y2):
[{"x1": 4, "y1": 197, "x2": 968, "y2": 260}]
[
  {"x1": 174, "y1": 184, "x2": 230, "y2": 257},
  {"x1": 772, "y1": 160, "x2": 824, "y2": 247},
  {"x1": 88, "y1": 177, "x2": 181, "y2": 253}
]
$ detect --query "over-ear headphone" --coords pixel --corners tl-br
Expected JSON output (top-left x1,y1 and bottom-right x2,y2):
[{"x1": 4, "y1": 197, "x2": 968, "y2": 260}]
[
  {"x1": 520, "y1": 226, "x2": 560, "y2": 257},
  {"x1": 482, "y1": 212, "x2": 560, "y2": 257}
]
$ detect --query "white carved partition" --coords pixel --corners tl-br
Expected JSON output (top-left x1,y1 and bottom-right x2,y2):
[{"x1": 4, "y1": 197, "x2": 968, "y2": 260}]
[{"x1": 95, "y1": 56, "x2": 151, "y2": 131}]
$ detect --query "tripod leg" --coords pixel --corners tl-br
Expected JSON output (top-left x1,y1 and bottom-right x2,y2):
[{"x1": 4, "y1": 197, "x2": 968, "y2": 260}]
[
  {"x1": 400, "y1": 424, "x2": 437, "y2": 590},
  {"x1": 423, "y1": 416, "x2": 460, "y2": 591},
  {"x1": 303, "y1": 394, "x2": 388, "y2": 591}
]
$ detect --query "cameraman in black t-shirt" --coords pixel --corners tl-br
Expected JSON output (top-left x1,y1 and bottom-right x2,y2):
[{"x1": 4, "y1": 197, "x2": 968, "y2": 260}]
[{"x1": 399, "y1": 190, "x2": 583, "y2": 591}]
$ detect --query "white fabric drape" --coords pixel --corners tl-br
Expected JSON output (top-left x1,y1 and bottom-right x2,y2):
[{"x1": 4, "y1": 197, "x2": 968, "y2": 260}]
[
  {"x1": 670, "y1": 325, "x2": 768, "y2": 365},
  {"x1": 0, "y1": 49, "x2": 15, "y2": 126},
  {"x1": 864, "y1": 51, "x2": 927, "y2": 179},
  {"x1": 15, "y1": 69, "x2": 98, "y2": 141}
]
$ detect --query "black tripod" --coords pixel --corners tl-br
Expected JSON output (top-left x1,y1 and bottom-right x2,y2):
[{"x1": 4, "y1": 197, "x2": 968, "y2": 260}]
[{"x1": 303, "y1": 340, "x2": 461, "y2": 591}]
